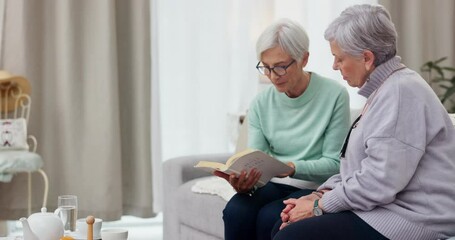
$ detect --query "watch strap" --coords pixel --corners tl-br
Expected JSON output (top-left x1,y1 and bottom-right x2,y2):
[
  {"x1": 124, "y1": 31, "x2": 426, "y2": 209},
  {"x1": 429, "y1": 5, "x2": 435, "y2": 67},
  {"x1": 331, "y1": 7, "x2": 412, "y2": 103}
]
[{"x1": 313, "y1": 198, "x2": 323, "y2": 216}]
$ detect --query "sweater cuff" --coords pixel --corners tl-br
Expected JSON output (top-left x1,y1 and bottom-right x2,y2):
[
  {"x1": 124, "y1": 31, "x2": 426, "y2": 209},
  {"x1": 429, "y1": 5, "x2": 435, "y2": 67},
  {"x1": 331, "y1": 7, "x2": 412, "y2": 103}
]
[
  {"x1": 317, "y1": 174, "x2": 340, "y2": 190},
  {"x1": 320, "y1": 188, "x2": 349, "y2": 213}
]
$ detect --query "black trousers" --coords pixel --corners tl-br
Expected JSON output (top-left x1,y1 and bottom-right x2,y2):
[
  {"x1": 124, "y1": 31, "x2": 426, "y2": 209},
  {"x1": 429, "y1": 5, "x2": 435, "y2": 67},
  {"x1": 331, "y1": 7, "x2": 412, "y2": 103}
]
[
  {"x1": 271, "y1": 210, "x2": 389, "y2": 240},
  {"x1": 223, "y1": 183, "x2": 313, "y2": 240}
]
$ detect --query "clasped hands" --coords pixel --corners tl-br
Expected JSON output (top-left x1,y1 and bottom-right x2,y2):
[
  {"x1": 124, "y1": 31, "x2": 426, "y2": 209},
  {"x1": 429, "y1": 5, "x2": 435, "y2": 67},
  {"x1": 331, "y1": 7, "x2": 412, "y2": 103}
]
[{"x1": 279, "y1": 192, "x2": 321, "y2": 230}]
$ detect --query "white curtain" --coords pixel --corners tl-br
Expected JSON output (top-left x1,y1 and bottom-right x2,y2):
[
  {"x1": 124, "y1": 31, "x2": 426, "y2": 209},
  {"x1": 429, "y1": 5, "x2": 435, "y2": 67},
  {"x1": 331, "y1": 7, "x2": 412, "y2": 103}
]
[
  {"x1": 155, "y1": 0, "x2": 376, "y2": 163},
  {"x1": 0, "y1": 0, "x2": 155, "y2": 220}
]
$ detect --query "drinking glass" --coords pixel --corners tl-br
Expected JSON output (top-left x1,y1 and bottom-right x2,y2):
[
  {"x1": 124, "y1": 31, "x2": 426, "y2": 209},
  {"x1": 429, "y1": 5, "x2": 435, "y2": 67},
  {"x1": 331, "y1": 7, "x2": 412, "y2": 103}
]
[{"x1": 57, "y1": 195, "x2": 78, "y2": 232}]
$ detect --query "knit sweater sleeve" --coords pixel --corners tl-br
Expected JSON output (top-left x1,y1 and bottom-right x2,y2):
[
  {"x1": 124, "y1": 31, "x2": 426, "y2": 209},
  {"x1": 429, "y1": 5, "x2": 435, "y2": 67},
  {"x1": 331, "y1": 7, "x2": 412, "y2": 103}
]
[
  {"x1": 321, "y1": 79, "x2": 427, "y2": 212},
  {"x1": 247, "y1": 97, "x2": 270, "y2": 153}
]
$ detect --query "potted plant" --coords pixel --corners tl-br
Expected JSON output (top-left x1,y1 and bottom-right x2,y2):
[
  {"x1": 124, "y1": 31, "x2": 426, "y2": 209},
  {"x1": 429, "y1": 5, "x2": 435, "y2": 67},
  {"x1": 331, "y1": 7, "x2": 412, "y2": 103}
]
[{"x1": 421, "y1": 57, "x2": 455, "y2": 113}]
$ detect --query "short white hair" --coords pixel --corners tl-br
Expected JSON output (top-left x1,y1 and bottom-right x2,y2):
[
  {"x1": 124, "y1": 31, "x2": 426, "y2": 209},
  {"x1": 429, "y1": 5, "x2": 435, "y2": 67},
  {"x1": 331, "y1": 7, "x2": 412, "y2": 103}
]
[
  {"x1": 324, "y1": 4, "x2": 397, "y2": 66},
  {"x1": 256, "y1": 18, "x2": 309, "y2": 62}
]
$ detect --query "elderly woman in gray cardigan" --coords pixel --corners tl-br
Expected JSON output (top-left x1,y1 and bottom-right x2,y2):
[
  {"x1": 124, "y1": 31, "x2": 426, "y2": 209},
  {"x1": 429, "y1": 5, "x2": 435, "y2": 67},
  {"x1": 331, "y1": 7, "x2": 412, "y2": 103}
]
[{"x1": 272, "y1": 4, "x2": 455, "y2": 240}]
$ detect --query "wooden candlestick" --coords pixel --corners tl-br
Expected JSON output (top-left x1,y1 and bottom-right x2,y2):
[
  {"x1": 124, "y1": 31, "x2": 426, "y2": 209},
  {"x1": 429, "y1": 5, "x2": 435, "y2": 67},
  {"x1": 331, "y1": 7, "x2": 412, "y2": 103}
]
[{"x1": 86, "y1": 215, "x2": 95, "y2": 240}]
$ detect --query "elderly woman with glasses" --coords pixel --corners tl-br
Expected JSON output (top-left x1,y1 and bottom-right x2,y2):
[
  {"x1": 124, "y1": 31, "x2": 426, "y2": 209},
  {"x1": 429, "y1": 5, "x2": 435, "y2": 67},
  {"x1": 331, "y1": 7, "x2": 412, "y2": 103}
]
[
  {"x1": 272, "y1": 4, "x2": 455, "y2": 240},
  {"x1": 214, "y1": 18, "x2": 351, "y2": 240}
]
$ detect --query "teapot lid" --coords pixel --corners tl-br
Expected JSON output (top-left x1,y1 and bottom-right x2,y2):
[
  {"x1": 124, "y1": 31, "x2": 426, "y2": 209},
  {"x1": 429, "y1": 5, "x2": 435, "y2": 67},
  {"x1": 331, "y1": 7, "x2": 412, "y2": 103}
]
[
  {"x1": 37, "y1": 207, "x2": 53, "y2": 215},
  {"x1": 30, "y1": 207, "x2": 57, "y2": 218}
]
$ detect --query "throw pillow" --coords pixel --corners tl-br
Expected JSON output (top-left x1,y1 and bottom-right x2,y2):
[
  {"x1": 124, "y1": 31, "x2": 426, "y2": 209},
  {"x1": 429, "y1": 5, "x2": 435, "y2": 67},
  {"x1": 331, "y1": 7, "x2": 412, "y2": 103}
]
[{"x1": 0, "y1": 118, "x2": 29, "y2": 150}]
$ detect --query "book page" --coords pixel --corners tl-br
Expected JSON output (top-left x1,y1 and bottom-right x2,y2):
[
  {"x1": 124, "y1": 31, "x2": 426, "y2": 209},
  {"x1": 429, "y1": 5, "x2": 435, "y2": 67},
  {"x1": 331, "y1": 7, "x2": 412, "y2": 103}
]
[
  {"x1": 225, "y1": 148, "x2": 256, "y2": 166},
  {"x1": 194, "y1": 161, "x2": 228, "y2": 172},
  {"x1": 228, "y1": 151, "x2": 293, "y2": 187}
]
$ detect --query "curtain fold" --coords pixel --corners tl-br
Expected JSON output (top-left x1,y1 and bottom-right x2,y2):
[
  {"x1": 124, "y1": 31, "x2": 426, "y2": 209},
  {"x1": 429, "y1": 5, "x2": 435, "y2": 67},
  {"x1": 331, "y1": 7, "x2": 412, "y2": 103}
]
[
  {"x1": 380, "y1": 0, "x2": 455, "y2": 74},
  {"x1": 0, "y1": 0, "x2": 154, "y2": 220},
  {"x1": 379, "y1": 0, "x2": 455, "y2": 111},
  {"x1": 115, "y1": 0, "x2": 153, "y2": 216}
]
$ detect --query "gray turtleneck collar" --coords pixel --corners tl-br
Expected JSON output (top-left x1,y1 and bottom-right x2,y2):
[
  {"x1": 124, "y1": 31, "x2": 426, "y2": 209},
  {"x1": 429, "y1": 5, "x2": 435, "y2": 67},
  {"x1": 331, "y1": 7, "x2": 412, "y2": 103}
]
[{"x1": 358, "y1": 56, "x2": 406, "y2": 98}]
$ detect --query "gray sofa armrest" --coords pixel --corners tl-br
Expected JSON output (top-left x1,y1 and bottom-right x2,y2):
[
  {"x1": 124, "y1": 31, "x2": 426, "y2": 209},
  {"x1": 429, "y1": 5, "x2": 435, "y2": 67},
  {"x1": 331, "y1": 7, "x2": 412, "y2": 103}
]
[
  {"x1": 164, "y1": 153, "x2": 231, "y2": 188},
  {"x1": 163, "y1": 153, "x2": 231, "y2": 240}
]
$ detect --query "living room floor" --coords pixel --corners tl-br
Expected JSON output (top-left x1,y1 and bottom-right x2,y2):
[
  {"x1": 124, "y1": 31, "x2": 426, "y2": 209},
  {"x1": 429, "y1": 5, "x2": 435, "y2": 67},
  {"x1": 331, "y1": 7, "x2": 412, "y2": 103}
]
[{"x1": 5, "y1": 213, "x2": 163, "y2": 240}]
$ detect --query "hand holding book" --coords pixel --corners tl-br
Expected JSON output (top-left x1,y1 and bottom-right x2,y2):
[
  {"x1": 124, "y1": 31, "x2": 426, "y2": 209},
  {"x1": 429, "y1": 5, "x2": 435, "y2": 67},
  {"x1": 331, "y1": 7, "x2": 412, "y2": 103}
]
[
  {"x1": 213, "y1": 168, "x2": 262, "y2": 193},
  {"x1": 195, "y1": 149, "x2": 294, "y2": 188}
]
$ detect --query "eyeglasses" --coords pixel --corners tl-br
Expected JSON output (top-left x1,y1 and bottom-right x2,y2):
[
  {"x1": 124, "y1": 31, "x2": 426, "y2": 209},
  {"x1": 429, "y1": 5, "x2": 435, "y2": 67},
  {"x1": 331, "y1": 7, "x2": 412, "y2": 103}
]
[{"x1": 256, "y1": 60, "x2": 295, "y2": 76}]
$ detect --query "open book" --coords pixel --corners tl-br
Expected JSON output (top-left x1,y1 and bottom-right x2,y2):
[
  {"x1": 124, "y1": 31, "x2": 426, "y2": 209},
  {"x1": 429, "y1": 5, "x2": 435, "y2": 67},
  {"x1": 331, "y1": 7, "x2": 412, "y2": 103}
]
[{"x1": 194, "y1": 149, "x2": 293, "y2": 187}]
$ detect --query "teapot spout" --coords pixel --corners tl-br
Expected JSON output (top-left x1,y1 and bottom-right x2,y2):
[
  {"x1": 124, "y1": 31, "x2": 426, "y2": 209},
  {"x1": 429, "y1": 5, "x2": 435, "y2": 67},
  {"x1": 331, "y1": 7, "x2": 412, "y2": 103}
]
[{"x1": 20, "y1": 217, "x2": 40, "y2": 240}]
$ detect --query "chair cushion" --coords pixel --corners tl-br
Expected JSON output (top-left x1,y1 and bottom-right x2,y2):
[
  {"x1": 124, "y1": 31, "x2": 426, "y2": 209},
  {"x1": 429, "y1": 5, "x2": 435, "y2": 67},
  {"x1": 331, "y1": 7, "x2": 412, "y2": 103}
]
[{"x1": 0, "y1": 151, "x2": 43, "y2": 182}]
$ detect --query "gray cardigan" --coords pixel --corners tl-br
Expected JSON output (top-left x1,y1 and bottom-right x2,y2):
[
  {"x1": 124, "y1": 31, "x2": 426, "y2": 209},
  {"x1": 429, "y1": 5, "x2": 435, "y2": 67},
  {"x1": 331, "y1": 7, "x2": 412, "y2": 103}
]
[{"x1": 319, "y1": 56, "x2": 455, "y2": 240}]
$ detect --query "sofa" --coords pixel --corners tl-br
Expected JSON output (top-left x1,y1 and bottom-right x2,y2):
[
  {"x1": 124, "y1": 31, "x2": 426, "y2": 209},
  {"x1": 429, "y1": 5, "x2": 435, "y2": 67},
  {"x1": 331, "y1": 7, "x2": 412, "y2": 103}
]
[
  {"x1": 163, "y1": 153, "x2": 230, "y2": 240},
  {"x1": 163, "y1": 108, "x2": 361, "y2": 240},
  {"x1": 163, "y1": 111, "x2": 455, "y2": 240}
]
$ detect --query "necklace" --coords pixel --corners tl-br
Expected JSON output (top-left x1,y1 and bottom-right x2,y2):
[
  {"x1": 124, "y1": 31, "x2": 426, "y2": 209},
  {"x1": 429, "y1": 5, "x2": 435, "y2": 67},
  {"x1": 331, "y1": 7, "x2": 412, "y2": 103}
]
[{"x1": 340, "y1": 65, "x2": 406, "y2": 158}]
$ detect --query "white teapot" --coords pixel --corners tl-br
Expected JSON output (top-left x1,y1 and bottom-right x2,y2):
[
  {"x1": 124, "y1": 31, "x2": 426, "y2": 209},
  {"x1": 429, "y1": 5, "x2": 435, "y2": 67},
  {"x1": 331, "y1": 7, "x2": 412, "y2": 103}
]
[{"x1": 20, "y1": 207, "x2": 64, "y2": 240}]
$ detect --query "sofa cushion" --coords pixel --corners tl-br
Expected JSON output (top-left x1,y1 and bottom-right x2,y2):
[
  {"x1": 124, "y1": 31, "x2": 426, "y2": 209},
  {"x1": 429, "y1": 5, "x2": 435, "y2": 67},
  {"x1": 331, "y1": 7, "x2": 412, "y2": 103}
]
[{"x1": 177, "y1": 178, "x2": 227, "y2": 239}]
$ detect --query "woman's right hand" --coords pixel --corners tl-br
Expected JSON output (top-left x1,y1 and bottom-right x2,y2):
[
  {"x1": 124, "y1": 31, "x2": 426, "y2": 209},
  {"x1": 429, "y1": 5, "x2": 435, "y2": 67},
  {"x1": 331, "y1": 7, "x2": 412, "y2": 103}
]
[{"x1": 214, "y1": 169, "x2": 262, "y2": 193}]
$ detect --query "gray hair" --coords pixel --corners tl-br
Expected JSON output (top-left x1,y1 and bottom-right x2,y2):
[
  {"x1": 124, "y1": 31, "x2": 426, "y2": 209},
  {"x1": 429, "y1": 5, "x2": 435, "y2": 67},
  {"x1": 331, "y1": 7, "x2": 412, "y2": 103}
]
[
  {"x1": 256, "y1": 18, "x2": 309, "y2": 62},
  {"x1": 324, "y1": 4, "x2": 397, "y2": 66}
]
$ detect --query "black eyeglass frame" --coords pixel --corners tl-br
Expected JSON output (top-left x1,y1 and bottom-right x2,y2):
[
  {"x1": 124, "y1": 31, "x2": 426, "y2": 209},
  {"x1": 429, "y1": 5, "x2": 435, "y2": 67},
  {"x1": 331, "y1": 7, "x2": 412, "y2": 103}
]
[{"x1": 256, "y1": 60, "x2": 296, "y2": 76}]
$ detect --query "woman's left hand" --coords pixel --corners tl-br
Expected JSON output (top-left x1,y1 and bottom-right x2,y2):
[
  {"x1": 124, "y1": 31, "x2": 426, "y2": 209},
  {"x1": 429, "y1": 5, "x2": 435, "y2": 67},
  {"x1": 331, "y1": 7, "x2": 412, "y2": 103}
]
[
  {"x1": 276, "y1": 162, "x2": 295, "y2": 178},
  {"x1": 279, "y1": 193, "x2": 320, "y2": 230}
]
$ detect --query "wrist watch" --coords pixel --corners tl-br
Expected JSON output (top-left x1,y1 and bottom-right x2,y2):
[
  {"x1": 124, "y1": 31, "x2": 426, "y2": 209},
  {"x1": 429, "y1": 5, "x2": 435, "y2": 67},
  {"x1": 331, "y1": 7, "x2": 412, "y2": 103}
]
[{"x1": 313, "y1": 199, "x2": 323, "y2": 216}]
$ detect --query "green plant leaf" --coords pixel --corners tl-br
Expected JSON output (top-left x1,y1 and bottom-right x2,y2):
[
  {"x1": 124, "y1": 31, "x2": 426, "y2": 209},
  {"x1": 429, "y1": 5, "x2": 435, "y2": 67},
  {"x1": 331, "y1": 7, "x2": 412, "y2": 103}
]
[
  {"x1": 441, "y1": 86, "x2": 455, "y2": 103},
  {"x1": 420, "y1": 61, "x2": 433, "y2": 72},
  {"x1": 434, "y1": 57, "x2": 447, "y2": 64},
  {"x1": 432, "y1": 65, "x2": 445, "y2": 78},
  {"x1": 433, "y1": 77, "x2": 448, "y2": 82},
  {"x1": 420, "y1": 56, "x2": 455, "y2": 112},
  {"x1": 443, "y1": 67, "x2": 455, "y2": 72}
]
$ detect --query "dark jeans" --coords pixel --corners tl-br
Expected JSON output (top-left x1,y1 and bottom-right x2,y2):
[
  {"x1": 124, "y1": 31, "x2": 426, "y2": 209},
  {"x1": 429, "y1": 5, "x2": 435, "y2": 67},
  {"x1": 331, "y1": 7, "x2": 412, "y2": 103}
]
[
  {"x1": 271, "y1": 210, "x2": 389, "y2": 240},
  {"x1": 223, "y1": 182, "x2": 313, "y2": 240}
]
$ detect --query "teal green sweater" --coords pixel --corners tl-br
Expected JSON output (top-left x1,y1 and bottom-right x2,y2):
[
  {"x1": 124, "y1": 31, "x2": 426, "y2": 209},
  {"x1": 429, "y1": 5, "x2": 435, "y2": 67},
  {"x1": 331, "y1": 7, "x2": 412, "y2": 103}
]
[{"x1": 248, "y1": 72, "x2": 350, "y2": 183}]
